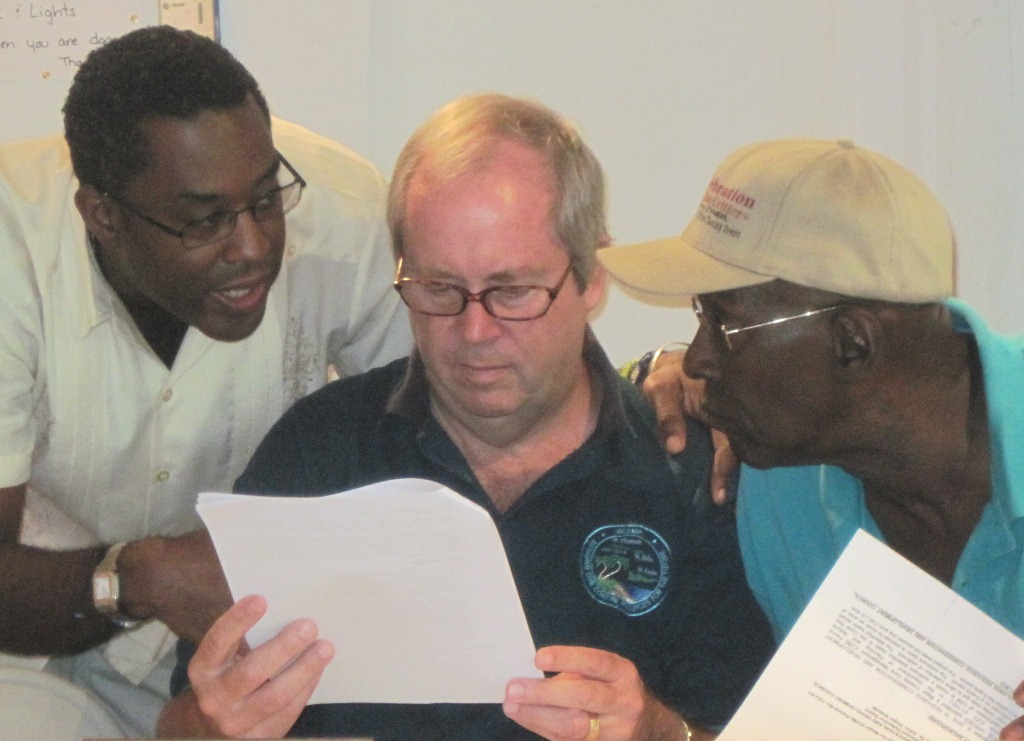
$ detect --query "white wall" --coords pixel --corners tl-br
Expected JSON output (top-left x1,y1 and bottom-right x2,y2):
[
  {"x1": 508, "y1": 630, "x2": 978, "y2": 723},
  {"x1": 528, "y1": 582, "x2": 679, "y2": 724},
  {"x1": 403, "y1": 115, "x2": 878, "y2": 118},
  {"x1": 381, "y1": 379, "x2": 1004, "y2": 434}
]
[{"x1": 5, "y1": 1, "x2": 1022, "y2": 365}]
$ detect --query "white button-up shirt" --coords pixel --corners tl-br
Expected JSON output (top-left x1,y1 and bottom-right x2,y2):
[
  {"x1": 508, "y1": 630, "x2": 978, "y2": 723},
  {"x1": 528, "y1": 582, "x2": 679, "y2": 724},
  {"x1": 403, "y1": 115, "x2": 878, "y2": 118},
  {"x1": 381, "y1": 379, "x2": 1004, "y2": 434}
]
[{"x1": 0, "y1": 118, "x2": 412, "y2": 695}]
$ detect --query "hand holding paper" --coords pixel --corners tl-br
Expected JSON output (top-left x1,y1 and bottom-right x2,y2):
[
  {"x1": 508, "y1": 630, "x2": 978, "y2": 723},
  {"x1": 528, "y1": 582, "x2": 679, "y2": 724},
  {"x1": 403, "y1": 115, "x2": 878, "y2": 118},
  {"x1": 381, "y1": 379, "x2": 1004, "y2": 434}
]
[
  {"x1": 166, "y1": 594, "x2": 335, "y2": 739},
  {"x1": 718, "y1": 530, "x2": 1024, "y2": 741},
  {"x1": 197, "y1": 478, "x2": 541, "y2": 705}
]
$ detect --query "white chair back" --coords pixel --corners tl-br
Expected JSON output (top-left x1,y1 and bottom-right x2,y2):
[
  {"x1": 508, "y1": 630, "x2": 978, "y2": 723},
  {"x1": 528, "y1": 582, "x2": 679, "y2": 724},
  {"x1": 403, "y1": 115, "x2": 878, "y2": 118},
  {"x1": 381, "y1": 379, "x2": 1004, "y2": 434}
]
[{"x1": 0, "y1": 665, "x2": 127, "y2": 741}]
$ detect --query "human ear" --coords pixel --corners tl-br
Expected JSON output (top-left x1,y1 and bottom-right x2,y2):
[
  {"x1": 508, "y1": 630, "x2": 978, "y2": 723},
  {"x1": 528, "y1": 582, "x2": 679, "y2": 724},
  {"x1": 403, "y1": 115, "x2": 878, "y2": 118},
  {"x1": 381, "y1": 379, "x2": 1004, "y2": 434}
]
[
  {"x1": 830, "y1": 307, "x2": 877, "y2": 373},
  {"x1": 73, "y1": 185, "x2": 121, "y2": 244}
]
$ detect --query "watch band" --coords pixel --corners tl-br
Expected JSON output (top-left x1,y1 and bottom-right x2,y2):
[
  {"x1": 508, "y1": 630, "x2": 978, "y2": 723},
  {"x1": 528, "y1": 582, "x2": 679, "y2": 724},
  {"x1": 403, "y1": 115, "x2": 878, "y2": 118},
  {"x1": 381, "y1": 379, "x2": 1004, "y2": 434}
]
[{"x1": 92, "y1": 542, "x2": 142, "y2": 629}]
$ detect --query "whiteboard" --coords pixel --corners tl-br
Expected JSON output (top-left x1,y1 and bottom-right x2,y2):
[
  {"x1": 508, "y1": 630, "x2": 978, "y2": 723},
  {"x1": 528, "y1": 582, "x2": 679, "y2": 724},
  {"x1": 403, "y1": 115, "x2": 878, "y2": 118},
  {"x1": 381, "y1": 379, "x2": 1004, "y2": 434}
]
[{"x1": 0, "y1": 1, "x2": 150, "y2": 81}]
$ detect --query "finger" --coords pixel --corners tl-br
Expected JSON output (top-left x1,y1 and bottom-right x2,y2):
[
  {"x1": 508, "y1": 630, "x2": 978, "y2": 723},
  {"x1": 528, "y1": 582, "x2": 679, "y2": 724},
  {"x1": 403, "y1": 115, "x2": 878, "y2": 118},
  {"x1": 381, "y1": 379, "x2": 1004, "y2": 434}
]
[
  {"x1": 233, "y1": 639, "x2": 335, "y2": 739},
  {"x1": 248, "y1": 669, "x2": 326, "y2": 738},
  {"x1": 679, "y1": 372, "x2": 706, "y2": 422},
  {"x1": 659, "y1": 415, "x2": 689, "y2": 455},
  {"x1": 217, "y1": 617, "x2": 324, "y2": 698},
  {"x1": 710, "y1": 430, "x2": 738, "y2": 505},
  {"x1": 535, "y1": 645, "x2": 630, "y2": 683},
  {"x1": 643, "y1": 376, "x2": 689, "y2": 455},
  {"x1": 194, "y1": 628, "x2": 331, "y2": 737},
  {"x1": 1001, "y1": 717, "x2": 1024, "y2": 740},
  {"x1": 192, "y1": 595, "x2": 267, "y2": 671},
  {"x1": 510, "y1": 675, "x2": 618, "y2": 716},
  {"x1": 503, "y1": 692, "x2": 593, "y2": 741},
  {"x1": 644, "y1": 350, "x2": 694, "y2": 455}
]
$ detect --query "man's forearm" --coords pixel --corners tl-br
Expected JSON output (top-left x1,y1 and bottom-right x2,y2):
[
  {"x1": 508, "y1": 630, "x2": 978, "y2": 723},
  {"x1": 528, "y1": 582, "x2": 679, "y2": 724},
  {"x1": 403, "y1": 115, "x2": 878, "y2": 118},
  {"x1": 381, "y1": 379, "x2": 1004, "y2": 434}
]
[
  {"x1": 0, "y1": 528, "x2": 231, "y2": 656},
  {"x1": 0, "y1": 542, "x2": 116, "y2": 655},
  {"x1": 117, "y1": 530, "x2": 233, "y2": 646}
]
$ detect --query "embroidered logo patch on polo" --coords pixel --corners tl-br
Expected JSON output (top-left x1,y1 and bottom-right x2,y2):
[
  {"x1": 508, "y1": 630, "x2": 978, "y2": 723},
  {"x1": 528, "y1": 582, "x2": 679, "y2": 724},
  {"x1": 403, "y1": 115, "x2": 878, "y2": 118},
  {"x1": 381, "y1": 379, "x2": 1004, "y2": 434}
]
[{"x1": 580, "y1": 524, "x2": 670, "y2": 616}]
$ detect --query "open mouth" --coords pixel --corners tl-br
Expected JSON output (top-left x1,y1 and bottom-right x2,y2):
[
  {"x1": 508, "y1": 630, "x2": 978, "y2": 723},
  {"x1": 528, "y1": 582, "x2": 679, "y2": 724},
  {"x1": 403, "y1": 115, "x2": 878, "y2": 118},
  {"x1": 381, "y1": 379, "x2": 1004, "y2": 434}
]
[{"x1": 212, "y1": 278, "x2": 270, "y2": 314}]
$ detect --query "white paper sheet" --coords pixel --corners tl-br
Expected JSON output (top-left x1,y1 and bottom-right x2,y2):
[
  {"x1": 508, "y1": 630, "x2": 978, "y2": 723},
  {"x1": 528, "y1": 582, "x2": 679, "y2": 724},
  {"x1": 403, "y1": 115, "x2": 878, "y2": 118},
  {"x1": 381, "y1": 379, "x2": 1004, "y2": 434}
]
[
  {"x1": 197, "y1": 478, "x2": 541, "y2": 705},
  {"x1": 719, "y1": 529, "x2": 1024, "y2": 741}
]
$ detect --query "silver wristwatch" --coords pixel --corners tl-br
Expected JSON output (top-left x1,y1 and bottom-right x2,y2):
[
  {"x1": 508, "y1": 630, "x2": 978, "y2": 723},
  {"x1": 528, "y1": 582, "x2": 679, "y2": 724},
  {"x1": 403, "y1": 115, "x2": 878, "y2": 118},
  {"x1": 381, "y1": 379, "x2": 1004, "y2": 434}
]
[{"x1": 92, "y1": 542, "x2": 142, "y2": 629}]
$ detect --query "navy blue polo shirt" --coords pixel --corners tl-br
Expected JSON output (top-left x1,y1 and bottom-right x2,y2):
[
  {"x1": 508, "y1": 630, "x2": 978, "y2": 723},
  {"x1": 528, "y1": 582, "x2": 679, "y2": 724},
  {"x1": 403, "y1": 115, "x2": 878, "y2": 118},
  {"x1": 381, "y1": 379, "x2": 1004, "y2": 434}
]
[{"x1": 185, "y1": 334, "x2": 773, "y2": 739}]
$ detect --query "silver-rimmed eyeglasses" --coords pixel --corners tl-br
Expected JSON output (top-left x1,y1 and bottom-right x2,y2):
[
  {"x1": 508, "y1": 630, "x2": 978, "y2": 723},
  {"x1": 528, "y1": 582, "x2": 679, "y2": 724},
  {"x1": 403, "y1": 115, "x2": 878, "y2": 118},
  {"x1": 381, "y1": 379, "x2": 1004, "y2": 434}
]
[
  {"x1": 692, "y1": 295, "x2": 844, "y2": 351},
  {"x1": 394, "y1": 258, "x2": 574, "y2": 321},
  {"x1": 104, "y1": 153, "x2": 306, "y2": 250}
]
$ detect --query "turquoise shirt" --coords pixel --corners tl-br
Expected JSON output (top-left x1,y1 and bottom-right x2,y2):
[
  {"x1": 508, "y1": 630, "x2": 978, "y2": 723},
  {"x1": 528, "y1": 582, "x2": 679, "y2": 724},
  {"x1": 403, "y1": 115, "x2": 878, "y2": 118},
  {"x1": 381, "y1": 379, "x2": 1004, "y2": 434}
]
[{"x1": 737, "y1": 298, "x2": 1024, "y2": 642}]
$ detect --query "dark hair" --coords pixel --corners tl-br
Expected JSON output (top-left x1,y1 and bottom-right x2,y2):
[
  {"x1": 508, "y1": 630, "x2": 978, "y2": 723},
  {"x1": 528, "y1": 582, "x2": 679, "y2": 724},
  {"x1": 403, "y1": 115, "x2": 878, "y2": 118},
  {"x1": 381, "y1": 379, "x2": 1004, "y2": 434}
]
[{"x1": 63, "y1": 26, "x2": 270, "y2": 193}]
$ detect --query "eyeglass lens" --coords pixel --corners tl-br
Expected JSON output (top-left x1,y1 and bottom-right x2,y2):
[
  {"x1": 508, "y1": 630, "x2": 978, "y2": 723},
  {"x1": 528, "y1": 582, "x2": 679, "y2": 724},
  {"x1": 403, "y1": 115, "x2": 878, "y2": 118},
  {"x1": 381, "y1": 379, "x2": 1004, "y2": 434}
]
[{"x1": 181, "y1": 168, "x2": 303, "y2": 248}]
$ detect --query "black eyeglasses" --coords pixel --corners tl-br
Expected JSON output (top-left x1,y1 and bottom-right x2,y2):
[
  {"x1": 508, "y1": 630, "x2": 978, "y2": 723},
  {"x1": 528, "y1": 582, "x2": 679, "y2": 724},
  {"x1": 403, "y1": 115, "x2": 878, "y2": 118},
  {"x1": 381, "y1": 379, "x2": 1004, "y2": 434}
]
[
  {"x1": 394, "y1": 258, "x2": 575, "y2": 321},
  {"x1": 692, "y1": 295, "x2": 844, "y2": 351},
  {"x1": 104, "y1": 153, "x2": 306, "y2": 250}
]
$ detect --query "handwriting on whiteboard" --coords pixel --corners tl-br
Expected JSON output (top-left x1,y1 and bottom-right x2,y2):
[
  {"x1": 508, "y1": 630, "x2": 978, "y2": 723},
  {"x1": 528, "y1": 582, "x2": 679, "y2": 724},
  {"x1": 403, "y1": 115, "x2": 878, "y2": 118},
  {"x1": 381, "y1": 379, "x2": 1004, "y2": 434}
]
[{"x1": 0, "y1": 2, "x2": 150, "y2": 81}]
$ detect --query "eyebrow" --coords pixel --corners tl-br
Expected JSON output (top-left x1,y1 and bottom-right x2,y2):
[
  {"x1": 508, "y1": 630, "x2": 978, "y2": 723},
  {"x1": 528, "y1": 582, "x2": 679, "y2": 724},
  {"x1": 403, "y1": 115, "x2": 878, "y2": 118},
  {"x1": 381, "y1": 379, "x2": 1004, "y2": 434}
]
[
  {"x1": 417, "y1": 270, "x2": 553, "y2": 288},
  {"x1": 172, "y1": 155, "x2": 282, "y2": 205}
]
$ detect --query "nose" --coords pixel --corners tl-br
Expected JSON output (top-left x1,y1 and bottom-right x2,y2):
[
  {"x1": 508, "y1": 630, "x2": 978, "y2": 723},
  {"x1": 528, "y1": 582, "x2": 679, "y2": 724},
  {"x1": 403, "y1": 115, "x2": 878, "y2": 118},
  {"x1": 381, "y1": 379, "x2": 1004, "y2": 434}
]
[
  {"x1": 221, "y1": 210, "x2": 277, "y2": 264},
  {"x1": 683, "y1": 324, "x2": 721, "y2": 381},
  {"x1": 457, "y1": 297, "x2": 503, "y2": 343}
]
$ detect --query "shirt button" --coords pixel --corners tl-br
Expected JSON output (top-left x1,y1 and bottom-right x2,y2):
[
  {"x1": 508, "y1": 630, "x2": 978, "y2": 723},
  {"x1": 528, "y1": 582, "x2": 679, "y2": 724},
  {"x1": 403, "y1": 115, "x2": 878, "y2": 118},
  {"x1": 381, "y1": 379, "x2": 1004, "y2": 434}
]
[
  {"x1": 156, "y1": 470, "x2": 170, "y2": 482},
  {"x1": 286, "y1": 243, "x2": 298, "y2": 258},
  {"x1": 162, "y1": 388, "x2": 173, "y2": 402}
]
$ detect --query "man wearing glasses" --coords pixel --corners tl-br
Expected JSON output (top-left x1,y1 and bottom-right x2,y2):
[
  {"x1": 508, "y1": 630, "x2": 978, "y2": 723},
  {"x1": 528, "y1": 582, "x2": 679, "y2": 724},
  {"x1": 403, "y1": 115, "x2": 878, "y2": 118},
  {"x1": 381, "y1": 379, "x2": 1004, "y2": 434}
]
[
  {"x1": 158, "y1": 93, "x2": 774, "y2": 741},
  {"x1": 598, "y1": 139, "x2": 1024, "y2": 738},
  {"x1": 0, "y1": 26, "x2": 409, "y2": 735}
]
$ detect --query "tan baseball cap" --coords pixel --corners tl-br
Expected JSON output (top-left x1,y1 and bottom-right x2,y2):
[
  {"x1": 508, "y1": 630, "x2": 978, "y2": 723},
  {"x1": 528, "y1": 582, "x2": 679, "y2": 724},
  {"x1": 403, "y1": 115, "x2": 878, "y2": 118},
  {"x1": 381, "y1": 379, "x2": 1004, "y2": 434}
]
[{"x1": 598, "y1": 138, "x2": 954, "y2": 302}]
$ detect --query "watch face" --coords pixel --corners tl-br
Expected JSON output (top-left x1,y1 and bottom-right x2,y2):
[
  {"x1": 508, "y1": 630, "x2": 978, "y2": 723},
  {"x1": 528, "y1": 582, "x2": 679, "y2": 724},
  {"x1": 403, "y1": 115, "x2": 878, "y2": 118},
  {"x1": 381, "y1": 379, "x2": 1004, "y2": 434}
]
[
  {"x1": 92, "y1": 545, "x2": 142, "y2": 628},
  {"x1": 92, "y1": 572, "x2": 118, "y2": 612}
]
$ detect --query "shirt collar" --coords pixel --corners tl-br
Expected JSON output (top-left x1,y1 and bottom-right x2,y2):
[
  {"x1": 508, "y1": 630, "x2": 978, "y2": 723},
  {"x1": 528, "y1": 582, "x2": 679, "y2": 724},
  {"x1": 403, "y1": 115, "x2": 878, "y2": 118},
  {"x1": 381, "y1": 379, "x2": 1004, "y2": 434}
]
[
  {"x1": 63, "y1": 193, "x2": 111, "y2": 340},
  {"x1": 946, "y1": 298, "x2": 1024, "y2": 522}
]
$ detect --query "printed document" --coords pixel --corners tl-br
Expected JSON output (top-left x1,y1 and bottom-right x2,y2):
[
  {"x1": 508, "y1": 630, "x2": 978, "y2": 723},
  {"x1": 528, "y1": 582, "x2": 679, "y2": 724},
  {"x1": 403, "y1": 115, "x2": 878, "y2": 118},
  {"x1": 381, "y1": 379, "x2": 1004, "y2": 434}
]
[
  {"x1": 718, "y1": 529, "x2": 1024, "y2": 741},
  {"x1": 197, "y1": 478, "x2": 541, "y2": 705}
]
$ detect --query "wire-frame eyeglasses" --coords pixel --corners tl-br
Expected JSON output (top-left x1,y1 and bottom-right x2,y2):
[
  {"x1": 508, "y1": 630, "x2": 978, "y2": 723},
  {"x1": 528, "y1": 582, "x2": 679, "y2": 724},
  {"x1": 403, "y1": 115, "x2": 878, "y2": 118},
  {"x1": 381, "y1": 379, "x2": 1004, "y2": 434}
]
[
  {"x1": 692, "y1": 295, "x2": 844, "y2": 351},
  {"x1": 103, "y1": 153, "x2": 306, "y2": 250}
]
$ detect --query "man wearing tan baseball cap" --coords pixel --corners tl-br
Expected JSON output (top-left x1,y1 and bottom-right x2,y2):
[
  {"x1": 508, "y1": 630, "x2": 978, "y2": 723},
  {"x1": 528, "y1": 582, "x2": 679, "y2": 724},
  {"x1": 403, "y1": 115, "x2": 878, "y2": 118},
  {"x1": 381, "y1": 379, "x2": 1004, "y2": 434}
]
[{"x1": 599, "y1": 138, "x2": 1024, "y2": 740}]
